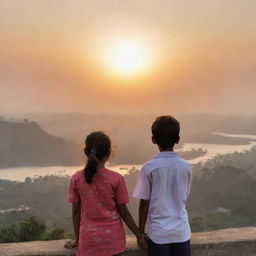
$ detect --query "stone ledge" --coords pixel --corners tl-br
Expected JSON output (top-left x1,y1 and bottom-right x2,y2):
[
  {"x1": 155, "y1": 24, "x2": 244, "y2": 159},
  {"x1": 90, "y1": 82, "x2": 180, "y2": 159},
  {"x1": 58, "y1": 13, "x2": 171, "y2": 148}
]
[{"x1": 0, "y1": 227, "x2": 256, "y2": 256}]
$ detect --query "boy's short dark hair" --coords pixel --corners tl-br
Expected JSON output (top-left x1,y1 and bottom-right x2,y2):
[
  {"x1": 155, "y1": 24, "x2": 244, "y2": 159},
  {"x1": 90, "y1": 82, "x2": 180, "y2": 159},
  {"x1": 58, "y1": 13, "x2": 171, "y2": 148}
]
[{"x1": 151, "y1": 115, "x2": 180, "y2": 149}]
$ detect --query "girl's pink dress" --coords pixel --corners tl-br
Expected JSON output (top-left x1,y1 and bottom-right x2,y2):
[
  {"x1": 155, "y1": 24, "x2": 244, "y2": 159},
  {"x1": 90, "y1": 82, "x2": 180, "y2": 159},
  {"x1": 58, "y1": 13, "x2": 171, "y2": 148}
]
[{"x1": 68, "y1": 168, "x2": 129, "y2": 256}]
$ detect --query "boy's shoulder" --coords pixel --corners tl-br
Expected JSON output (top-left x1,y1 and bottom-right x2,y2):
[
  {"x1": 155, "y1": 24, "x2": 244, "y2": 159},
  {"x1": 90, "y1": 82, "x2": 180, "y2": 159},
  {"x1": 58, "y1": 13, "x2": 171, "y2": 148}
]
[
  {"x1": 142, "y1": 155, "x2": 191, "y2": 175},
  {"x1": 175, "y1": 157, "x2": 192, "y2": 169}
]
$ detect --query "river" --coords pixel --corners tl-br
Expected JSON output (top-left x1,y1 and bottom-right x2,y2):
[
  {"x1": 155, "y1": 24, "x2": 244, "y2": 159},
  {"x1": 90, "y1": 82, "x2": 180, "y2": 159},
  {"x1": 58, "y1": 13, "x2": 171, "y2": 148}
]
[{"x1": 1, "y1": 132, "x2": 256, "y2": 181}]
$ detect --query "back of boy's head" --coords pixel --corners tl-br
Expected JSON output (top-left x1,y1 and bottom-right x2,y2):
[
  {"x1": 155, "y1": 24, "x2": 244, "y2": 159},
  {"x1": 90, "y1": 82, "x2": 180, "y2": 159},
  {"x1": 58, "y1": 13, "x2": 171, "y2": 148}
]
[{"x1": 151, "y1": 115, "x2": 180, "y2": 149}]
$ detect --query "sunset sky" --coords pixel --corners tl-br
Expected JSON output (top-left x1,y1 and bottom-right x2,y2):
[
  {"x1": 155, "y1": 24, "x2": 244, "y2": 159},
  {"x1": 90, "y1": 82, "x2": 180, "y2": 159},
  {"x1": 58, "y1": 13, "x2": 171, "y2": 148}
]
[{"x1": 1, "y1": 0, "x2": 256, "y2": 115}]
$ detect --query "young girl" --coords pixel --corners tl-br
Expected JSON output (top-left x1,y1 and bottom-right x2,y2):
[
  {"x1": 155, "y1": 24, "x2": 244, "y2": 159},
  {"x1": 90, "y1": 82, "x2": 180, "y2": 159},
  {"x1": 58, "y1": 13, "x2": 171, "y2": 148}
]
[{"x1": 65, "y1": 131, "x2": 144, "y2": 255}]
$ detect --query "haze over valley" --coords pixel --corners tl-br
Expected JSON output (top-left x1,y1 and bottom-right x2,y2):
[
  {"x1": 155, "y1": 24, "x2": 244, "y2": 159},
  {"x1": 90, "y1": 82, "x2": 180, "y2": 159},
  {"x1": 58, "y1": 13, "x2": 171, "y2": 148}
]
[
  {"x1": 1, "y1": 113, "x2": 256, "y2": 170},
  {"x1": 1, "y1": 0, "x2": 256, "y2": 244}
]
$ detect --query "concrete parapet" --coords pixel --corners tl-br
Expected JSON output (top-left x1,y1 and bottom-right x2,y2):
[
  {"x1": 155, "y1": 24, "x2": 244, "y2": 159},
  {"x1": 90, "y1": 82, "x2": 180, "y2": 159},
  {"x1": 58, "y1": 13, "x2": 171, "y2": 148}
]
[{"x1": 0, "y1": 227, "x2": 256, "y2": 256}]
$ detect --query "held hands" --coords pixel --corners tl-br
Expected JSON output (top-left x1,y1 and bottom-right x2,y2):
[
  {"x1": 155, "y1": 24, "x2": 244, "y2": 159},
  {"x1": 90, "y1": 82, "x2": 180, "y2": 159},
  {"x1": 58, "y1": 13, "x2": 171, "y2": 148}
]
[{"x1": 137, "y1": 233, "x2": 148, "y2": 250}]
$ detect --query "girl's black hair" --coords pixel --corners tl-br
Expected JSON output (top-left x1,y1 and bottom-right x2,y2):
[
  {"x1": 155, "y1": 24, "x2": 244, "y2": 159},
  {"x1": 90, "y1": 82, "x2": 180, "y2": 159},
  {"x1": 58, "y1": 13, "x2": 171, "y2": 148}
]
[{"x1": 84, "y1": 131, "x2": 111, "y2": 184}]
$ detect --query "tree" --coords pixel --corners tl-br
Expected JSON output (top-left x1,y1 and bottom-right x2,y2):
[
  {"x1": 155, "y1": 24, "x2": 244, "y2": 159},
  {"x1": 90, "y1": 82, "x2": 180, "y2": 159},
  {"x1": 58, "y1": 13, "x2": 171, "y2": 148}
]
[
  {"x1": 19, "y1": 216, "x2": 46, "y2": 241},
  {"x1": 44, "y1": 225, "x2": 65, "y2": 240},
  {"x1": 0, "y1": 224, "x2": 19, "y2": 243}
]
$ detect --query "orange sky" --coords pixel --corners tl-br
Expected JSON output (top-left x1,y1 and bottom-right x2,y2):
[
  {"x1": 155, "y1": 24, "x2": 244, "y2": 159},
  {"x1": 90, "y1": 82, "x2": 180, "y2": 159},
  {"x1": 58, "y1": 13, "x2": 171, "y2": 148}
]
[{"x1": 1, "y1": 0, "x2": 256, "y2": 115}]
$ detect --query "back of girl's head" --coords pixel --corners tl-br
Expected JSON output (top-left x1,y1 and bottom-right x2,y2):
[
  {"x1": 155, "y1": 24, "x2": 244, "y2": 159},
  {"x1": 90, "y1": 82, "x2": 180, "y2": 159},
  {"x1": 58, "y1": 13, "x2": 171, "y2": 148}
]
[{"x1": 84, "y1": 131, "x2": 111, "y2": 184}]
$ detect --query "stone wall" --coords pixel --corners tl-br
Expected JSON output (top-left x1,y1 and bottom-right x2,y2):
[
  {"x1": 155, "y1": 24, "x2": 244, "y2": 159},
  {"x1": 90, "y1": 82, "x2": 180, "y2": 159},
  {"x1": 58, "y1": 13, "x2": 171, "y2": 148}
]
[{"x1": 0, "y1": 227, "x2": 256, "y2": 256}]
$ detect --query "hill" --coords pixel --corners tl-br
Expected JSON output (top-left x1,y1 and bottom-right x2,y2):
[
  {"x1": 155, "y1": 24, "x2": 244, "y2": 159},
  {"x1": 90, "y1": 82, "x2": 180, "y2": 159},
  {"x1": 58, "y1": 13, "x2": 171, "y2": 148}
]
[
  {"x1": 16, "y1": 113, "x2": 253, "y2": 165},
  {"x1": 0, "y1": 119, "x2": 79, "y2": 168},
  {"x1": 23, "y1": 113, "x2": 255, "y2": 145}
]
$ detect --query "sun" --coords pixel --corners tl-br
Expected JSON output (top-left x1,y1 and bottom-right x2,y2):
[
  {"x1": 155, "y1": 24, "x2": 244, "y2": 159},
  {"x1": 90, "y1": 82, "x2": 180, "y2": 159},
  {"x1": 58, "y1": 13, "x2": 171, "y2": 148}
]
[
  {"x1": 111, "y1": 43, "x2": 146, "y2": 74},
  {"x1": 105, "y1": 40, "x2": 150, "y2": 76}
]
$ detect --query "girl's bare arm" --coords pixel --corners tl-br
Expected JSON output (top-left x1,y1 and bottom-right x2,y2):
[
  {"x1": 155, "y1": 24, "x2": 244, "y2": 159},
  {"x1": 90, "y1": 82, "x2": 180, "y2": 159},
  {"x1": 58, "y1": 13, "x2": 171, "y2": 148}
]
[
  {"x1": 72, "y1": 202, "x2": 81, "y2": 244},
  {"x1": 116, "y1": 204, "x2": 142, "y2": 239}
]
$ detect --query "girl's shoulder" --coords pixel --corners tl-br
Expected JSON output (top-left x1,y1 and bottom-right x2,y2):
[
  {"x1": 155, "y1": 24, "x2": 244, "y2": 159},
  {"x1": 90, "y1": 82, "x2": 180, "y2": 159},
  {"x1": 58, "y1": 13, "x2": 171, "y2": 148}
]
[
  {"x1": 70, "y1": 169, "x2": 84, "y2": 180},
  {"x1": 101, "y1": 168, "x2": 123, "y2": 180}
]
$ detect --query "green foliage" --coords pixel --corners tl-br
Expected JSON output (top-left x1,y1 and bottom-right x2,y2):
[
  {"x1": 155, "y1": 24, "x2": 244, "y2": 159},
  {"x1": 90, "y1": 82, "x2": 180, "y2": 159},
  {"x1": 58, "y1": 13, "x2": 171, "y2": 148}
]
[
  {"x1": 0, "y1": 175, "x2": 71, "y2": 230},
  {"x1": 0, "y1": 224, "x2": 20, "y2": 243},
  {"x1": 44, "y1": 226, "x2": 65, "y2": 240},
  {"x1": 19, "y1": 217, "x2": 46, "y2": 241},
  {"x1": 187, "y1": 149, "x2": 256, "y2": 232},
  {"x1": 0, "y1": 216, "x2": 65, "y2": 243}
]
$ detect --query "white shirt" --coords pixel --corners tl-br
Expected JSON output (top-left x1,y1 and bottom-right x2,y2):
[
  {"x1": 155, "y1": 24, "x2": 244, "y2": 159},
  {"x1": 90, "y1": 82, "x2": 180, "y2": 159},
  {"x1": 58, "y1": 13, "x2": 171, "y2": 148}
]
[{"x1": 133, "y1": 151, "x2": 192, "y2": 244}]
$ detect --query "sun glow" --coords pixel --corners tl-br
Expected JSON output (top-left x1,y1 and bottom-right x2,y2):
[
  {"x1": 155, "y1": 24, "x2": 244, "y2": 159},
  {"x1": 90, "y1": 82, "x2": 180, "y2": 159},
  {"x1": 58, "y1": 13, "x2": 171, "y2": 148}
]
[{"x1": 105, "y1": 40, "x2": 151, "y2": 76}]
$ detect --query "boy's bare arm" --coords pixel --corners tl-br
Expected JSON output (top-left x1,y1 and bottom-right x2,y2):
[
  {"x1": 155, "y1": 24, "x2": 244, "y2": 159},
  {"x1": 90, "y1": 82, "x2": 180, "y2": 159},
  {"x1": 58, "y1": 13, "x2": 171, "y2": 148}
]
[
  {"x1": 139, "y1": 199, "x2": 150, "y2": 233},
  {"x1": 72, "y1": 202, "x2": 81, "y2": 244}
]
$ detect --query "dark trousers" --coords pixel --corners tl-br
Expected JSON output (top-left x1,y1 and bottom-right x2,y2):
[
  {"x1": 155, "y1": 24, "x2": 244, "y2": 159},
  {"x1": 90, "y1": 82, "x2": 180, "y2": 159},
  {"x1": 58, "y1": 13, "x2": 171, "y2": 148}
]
[{"x1": 147, "y1": 238, "x2": 191, "y2": 256}]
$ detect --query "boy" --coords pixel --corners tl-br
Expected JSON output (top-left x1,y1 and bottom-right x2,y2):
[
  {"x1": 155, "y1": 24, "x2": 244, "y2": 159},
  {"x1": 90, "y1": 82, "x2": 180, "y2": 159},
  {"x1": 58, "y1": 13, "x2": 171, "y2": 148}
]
[{"x1": 133, "y1": 115, "x2": 192, "y2": 256}]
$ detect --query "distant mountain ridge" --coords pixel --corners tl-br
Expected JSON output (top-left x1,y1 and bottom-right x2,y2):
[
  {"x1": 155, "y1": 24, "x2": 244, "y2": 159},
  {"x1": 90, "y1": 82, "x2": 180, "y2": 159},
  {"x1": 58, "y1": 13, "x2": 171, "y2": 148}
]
[
  {"x1": 0, "y1": 119, "x2": 79, "y2": 168},
  {"x1": 22, "y1": 113, "x2": 256, "y2": 144},
  {"x1": 1, "y1": 113, "x2": 256, "y2": 167}
]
